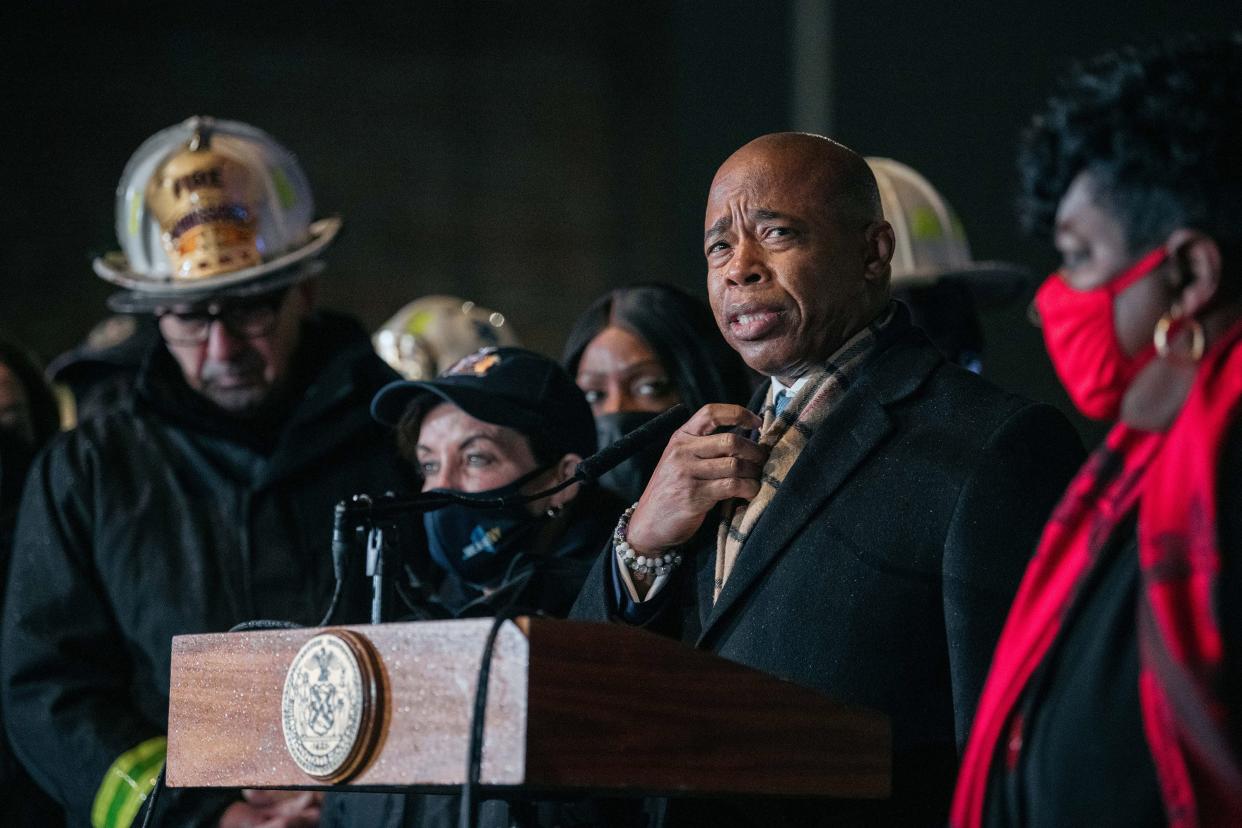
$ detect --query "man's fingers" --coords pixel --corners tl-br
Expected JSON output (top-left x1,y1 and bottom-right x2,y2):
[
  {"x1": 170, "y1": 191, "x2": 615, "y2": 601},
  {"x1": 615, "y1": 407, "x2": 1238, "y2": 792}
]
[
  {"x1": 692, "y1": 456, "x2": 764, "y2": 481},
  {"x1": 704, "y1": 476, "x2": 762, "y2": 502},
  {"x1": 689, "y1": 432, "x2": 768, "y2": 465},
  {"x1": 680, "y1": 403, "x2": 762, "y2": 437}
]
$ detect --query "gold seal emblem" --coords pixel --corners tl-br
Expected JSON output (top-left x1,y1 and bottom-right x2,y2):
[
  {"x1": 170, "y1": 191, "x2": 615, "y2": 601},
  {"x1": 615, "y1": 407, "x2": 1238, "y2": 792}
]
[
  {"x1": 145, "y1": 130, "x2": 265, "y2": 281},
  {"x1": 281, "y1": 630, "x2": 383, "y2": 782}
]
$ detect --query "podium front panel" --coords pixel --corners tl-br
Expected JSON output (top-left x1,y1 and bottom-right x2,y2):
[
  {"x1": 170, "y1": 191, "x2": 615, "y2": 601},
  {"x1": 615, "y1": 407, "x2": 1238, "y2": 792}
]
[{"x1": 167, "y1": 619, "x2": 528, "y2": 788}]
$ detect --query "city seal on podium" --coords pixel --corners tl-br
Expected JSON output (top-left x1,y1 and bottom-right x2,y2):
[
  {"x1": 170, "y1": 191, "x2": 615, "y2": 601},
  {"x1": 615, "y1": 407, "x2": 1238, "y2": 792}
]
[{"x1": 281, "y1": 629, "x2": 383, "y2": 782}]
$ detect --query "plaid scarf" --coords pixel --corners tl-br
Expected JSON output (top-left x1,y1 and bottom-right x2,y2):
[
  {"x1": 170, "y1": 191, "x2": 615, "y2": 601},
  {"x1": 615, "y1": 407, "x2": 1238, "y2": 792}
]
[
  {"x1": 713, "y1": 306, "x2": 894, "y2": 601},
  {"x1": 952, "y1": 316, "x2": 1242, "y2": 828}
]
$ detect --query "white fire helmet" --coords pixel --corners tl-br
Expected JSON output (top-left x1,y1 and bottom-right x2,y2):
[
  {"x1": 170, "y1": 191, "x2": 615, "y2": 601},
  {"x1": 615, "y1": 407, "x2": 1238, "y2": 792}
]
[
  {"x1": 867, "y1": 157, "x2": 1028, "y2": 301},
  {"x1": 373, "y1": 296, "x2": 520, "y2": 380},
  {"x1": 94, "y1": 116, "x2": 341, "y2": 308}
]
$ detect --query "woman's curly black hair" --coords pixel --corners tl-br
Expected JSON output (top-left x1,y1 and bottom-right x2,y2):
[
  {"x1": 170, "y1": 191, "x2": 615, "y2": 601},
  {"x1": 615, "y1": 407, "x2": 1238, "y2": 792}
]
[{"x1": 1018, "y1": 33, "x2": 1242, "y2": 259}]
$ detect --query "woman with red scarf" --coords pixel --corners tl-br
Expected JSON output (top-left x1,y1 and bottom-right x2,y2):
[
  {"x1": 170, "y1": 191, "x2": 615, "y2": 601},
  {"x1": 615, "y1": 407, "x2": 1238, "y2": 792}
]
[{"x1": 953, "y1": 35, "x2": 1242, "y2": 827}]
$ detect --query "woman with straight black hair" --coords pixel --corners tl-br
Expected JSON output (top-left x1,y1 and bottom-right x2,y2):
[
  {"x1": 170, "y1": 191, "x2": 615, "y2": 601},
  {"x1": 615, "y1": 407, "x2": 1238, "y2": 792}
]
[{"x1": 562, "y1": 282, "x2": 753, "y2": 502}]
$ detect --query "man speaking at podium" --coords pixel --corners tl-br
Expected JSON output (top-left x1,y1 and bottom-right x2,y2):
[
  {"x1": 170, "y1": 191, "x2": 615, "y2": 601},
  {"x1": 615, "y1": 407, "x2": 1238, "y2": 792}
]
[{"x1": 573, "y1": 133, "x2": 1084, "y2": 825}]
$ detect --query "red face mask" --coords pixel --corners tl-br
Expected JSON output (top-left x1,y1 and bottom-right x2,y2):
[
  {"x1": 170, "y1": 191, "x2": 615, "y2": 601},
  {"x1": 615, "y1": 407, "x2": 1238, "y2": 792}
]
[{"x1": 1034, "y1": 247, "x2": 1167, "y2": 421}]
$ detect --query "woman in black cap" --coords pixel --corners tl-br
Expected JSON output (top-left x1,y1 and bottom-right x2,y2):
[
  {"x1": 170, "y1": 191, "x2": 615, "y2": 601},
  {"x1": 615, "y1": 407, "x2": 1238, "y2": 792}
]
[
  {"x1": 562, "y1": 283, "x2": 753, "y2": 502},
  {"x1": 371, "y1": 344, "x2": 624, "y2": 622}
]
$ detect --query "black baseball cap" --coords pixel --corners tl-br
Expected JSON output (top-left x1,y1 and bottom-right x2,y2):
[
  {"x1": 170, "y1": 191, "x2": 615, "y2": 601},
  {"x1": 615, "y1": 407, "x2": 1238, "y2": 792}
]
[{"x1": 371, "y1": 346, "x2": 597, "y2": 459}]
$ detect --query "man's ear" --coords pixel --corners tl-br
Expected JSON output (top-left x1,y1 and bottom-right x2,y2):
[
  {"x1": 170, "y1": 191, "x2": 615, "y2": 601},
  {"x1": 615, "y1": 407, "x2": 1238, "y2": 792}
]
[
  {"x1": 1166, "y1": 228, "x2": 1222, "y2": 318},
  {"x1": 863, "y1": 220, "x2": 895, "y2": 285},
  {"x1": 547, "y1": 452, "x2": 582, "y2": 510}
]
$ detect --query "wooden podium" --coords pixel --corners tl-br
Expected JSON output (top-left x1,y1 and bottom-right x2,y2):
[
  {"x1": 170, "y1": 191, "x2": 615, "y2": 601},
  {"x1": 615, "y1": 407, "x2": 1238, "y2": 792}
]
[{"x1": 167, "y1": 618, "x2": 890, "y2": 800}]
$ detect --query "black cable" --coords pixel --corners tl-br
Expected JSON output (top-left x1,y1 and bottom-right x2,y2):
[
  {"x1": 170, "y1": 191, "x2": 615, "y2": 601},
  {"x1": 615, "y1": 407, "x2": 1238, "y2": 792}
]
[
  {"x1": 137, "y1": 765, "x2": 165, "y2": 828},
  {"x1": 228, "y1": 618, "x2": 304, "y2": 632},
  {"x1": 457, "y1": 605, "x2": 526, "y2": 828},
  {"x1": 394, "y1": 563, "x2": 449, "y2": 620},
  {"x1": 228, "y1": 518, "x2": 354, "y2": 633},
  {"x1": 315, "y1": 570, "x2": 346, "y2": 627}
]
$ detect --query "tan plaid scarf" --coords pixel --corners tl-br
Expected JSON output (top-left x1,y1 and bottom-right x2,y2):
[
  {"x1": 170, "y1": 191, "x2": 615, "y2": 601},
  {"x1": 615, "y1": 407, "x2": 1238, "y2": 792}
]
[{"x1": 713, "y1": 306, "x2": 895, "y2": 601}]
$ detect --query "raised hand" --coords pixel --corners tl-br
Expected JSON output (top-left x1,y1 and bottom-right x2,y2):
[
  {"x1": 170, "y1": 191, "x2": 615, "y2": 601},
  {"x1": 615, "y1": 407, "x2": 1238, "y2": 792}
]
[{"x1": 626, "y1": 403, "x2": 765, "y2": 554}]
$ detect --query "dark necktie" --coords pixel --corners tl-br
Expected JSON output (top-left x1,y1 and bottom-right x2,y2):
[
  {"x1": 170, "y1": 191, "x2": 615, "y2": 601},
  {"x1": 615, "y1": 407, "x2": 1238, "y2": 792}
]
[{"x1": 773, "y1": 388, "x2": 793, "y2": 418}]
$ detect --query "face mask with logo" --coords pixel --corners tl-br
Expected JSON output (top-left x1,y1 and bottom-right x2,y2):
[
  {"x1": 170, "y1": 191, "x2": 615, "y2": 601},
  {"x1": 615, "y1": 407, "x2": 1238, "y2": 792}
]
[
  {"x1": 591, "y1": 411, "x2": 666, "y2": 503},
  {"x1": 1034, "y1": 247, "x2": 1167, "y2": 421},
  {"x1": 423, "y1": 465, "x2": 551, "y2": 586}
]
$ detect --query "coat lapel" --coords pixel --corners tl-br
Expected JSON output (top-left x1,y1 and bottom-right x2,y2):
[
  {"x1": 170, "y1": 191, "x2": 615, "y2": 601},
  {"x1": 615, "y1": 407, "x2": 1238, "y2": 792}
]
[
  {"x1": 695, "y1": 327, "x2": 943, "y2": 645},
  {"x1": 697, "y1": 391, "x2": 892, "y2": 642}
]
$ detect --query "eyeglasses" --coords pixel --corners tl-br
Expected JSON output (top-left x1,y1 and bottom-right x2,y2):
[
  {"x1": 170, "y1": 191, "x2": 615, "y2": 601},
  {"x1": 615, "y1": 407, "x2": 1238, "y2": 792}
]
[{"x1": 156, "y1": 291, "x2": 288, "y2": 346}]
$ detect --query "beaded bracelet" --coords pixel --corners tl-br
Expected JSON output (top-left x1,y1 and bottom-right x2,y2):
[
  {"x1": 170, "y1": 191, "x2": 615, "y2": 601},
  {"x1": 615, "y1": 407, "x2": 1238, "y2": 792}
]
[{"x1": 614, "y1": 503, "x2": 683, "y2": 578}]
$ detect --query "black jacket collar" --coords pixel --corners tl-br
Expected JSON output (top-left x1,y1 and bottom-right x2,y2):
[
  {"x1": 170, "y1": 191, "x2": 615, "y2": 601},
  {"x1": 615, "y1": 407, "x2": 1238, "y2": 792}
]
[{"x1": 134, "y1": 311, "x2": 392, "y2": 456}]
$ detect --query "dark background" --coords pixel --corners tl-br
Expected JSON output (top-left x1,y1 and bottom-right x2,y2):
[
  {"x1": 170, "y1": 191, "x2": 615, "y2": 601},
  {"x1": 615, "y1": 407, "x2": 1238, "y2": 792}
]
[{"x1": 3, "y1": 0, "x2": 1238, "y2": 441}]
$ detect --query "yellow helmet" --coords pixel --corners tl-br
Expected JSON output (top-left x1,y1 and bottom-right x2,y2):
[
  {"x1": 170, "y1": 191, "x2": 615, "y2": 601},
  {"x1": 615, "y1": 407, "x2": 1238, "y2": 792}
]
[{"x1": 373, "y1": 296, "x2": 520, "y2": 380}]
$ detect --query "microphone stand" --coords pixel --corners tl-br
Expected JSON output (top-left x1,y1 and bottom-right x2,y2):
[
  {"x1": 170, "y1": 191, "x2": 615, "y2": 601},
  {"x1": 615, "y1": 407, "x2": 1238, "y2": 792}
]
[{"x1": 365, "y1": 524, "x2": 387, "y2": 625}]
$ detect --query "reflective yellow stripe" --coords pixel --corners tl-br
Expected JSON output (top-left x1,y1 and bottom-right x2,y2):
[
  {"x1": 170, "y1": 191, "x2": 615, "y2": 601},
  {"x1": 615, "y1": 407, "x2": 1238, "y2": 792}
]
[
  {"x1": 127, "y1": 191, "x2": 142, "y2": 238},
  {"x1": 271, "y1": 166, "x2": 296, "y2": 208},
  {"x1": 91, "y1": 736, "x2": 166, "y2": 828}
]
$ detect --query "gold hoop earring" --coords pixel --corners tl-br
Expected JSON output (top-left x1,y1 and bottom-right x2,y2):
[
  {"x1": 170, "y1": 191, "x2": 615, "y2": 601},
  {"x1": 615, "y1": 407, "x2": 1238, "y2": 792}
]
[
  {"x1": 1154, "y1": 314, "x2": 1174, "y2": 357},
  {"x1": 1187, "y1": 319, "x2": 1206, "y2": 361},
  {"x1": 1153, "y1": 314, "x2": 1205, "y2": 362}
]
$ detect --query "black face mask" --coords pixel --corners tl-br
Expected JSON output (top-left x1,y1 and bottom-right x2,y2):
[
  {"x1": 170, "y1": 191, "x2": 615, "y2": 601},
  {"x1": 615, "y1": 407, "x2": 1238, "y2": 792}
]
[
  {"x1": 423, "y1": 465, "x2": 550, "y2": 587},
  {"x1": 592, "y1": 411, "x2": 666, "y2": 503}
]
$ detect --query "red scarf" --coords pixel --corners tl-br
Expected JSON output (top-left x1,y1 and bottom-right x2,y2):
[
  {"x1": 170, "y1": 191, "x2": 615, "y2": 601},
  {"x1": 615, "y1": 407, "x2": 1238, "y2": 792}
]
[{"x1": 953, "y1": 318, "x2": 1242, "y2": 827}]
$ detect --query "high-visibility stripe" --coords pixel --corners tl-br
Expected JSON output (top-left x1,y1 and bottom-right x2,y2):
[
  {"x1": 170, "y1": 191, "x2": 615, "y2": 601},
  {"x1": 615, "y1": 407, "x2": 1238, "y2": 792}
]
[{"x1": 91, "y1": 736, "x2": 166, "y2": 828}]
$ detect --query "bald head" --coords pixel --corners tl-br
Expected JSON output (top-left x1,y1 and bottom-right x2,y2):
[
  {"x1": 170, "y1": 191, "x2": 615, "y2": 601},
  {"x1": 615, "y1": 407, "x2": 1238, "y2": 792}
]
[
  {"x1": 703, "y1": 132, "x2": 894, "y2": 382},
  {"x1": 714, "y1": 133, "x2": 884, "y2": 228}
]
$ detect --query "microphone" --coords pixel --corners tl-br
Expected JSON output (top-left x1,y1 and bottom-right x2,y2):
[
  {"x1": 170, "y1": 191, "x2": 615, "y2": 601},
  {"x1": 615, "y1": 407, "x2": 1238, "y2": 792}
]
[
  {"x1": 330, "y1": 403, "x2": 689, "y2": 526},
  {"x1": 331, "y1": 500, "x2": 351, "y2": 583},
  {"x1": 574, "y1": 403, "x2": 689, "y2": 484}
]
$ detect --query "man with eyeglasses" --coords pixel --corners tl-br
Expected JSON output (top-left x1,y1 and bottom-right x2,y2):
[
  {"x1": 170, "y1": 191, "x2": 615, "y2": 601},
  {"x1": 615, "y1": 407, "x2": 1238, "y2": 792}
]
[
  {"x1": 155, "y1": 288, "x2": 304, "y2": 415},
  {"x1": 1, "y1": 118, "x2": 414, "y2": 828}
]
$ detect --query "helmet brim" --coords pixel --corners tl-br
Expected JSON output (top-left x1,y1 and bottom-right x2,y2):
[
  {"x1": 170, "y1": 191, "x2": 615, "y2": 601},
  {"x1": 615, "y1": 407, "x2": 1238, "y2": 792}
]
[
  {"x1": 891, "y1": 260, "x2": 1032, "y2": 305},
  {"x1": 105, "y1": 259, "x2": 326, "y2": 313},
  {"x1": 94, "y1": 215, "x2": 341, "y2": 296}
]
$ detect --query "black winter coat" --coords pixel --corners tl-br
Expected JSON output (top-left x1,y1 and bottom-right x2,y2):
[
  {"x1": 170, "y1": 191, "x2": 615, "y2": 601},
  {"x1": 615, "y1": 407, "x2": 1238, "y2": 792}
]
[
  {"x1": 572, "y1": 313, "x2": 1086, "y2": 826},
  {"x1": 0, "y1": 312, "x2": 415, "y2": 827}
]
